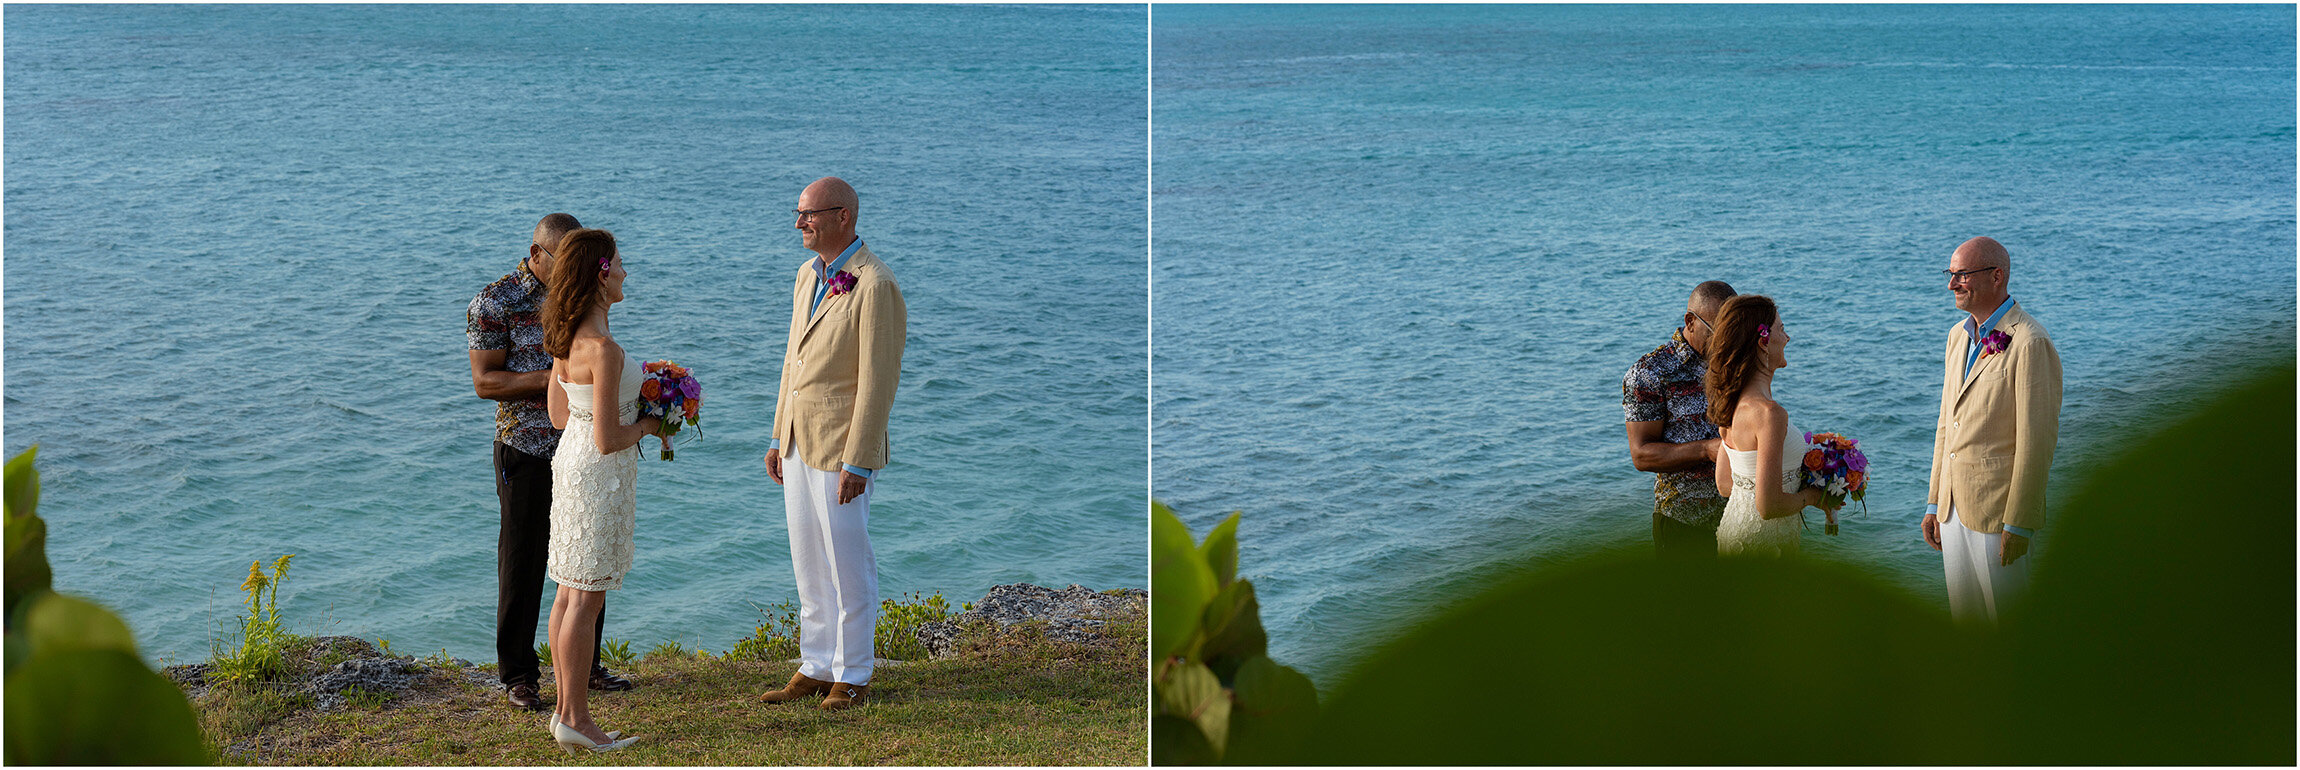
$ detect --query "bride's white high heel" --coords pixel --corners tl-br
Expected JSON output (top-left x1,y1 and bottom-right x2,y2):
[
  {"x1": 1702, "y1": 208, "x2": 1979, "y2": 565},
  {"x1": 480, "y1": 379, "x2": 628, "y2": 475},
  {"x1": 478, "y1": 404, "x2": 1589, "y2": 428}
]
[
  {"x1": 543, "y1": 714, "x2": 620, "y2": 740},
  {"x1": 550, "y1": 717, "x2": 639, "y2": 756}
]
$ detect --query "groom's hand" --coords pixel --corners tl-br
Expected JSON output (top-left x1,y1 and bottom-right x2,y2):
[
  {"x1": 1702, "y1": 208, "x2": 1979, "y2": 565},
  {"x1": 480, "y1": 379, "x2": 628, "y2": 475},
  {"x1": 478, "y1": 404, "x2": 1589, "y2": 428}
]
[
  {"x1": 1921, "y1": 513, "x2": 1943, "y2": 551},
  {"x1": 837, "y1": 471, "x2": 867, "y2": 504},
  {"x1": 764, "y1": 448, "x2": 784, "y2": 485},
  {"x1": 1999, "y1": 531, "x2": 2030, "y2": 566}
]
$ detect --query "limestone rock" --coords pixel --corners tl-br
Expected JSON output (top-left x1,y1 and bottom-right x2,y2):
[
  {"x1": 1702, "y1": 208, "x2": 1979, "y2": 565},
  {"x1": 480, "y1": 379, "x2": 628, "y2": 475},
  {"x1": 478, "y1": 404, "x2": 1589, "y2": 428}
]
[
  {"x1": 305, "y1": 657, "x2": 422, "y2": 711},
  {"x1": 918, "y1": 583, "x2": 1146, "y2": 658}
]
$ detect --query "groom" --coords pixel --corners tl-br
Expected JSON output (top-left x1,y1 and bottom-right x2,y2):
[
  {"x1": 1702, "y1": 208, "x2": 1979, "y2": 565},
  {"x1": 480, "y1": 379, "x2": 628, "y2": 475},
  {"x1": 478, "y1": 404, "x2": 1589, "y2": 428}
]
[
  {"x1": 1922, "y1": 236, "x2": 2061, "y2": 624},
  {"x1": 759, "y1": 177, "x2": 907, "y2": 711}
]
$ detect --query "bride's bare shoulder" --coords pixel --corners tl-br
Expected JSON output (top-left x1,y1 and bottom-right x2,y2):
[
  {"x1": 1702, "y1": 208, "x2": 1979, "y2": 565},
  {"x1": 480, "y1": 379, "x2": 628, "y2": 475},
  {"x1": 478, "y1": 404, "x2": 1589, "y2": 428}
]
[{"x1": 1734, "y1": 397, "x2": 1786, "y2": 427}]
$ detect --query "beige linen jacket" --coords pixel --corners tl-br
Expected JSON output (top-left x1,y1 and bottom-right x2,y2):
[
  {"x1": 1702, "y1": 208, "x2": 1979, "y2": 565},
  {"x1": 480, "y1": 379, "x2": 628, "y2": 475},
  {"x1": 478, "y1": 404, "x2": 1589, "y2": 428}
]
[
  {"x1": 771, "y1": 243, "x2": 906, "y2": 474},
  {"x1": 1926, "y1": 303, "x2": 2061, "y2": 535}
]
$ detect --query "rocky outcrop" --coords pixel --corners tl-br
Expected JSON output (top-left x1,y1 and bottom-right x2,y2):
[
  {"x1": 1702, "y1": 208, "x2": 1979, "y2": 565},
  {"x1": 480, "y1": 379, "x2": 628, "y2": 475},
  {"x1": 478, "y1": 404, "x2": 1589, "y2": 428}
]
[
  {"x1": 164, "y1": 635, "x2": 486, "y2": 711},
  {"x1": 916, "y1": 583, "x2": 1147, "y2": 659}
]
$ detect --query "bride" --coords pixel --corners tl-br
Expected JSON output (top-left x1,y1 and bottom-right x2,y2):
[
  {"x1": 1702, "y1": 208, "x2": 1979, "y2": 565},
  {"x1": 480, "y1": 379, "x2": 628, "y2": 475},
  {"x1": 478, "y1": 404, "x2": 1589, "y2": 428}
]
[
  {"x1": 540, "y1": 228, "x2": 666, "y2": 754},
  {"x1": 1706, "y1": 294, "x2": 1839, "y2": 557}
]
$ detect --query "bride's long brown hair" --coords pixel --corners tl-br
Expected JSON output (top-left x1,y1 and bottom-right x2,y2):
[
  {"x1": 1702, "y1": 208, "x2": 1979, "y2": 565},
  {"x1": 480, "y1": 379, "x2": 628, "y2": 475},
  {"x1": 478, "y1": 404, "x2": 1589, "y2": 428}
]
[
  {"x1": 1704, "y1": 294, "x2": 1778, "y2": 429},
  {"x1": 541, "y1": 228, "x2": 616, "y2": 360}
]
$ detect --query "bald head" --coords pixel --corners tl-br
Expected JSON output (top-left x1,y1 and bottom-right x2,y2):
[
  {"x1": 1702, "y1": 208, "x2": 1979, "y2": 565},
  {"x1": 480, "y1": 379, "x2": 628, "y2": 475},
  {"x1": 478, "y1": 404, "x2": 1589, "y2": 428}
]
[
  {"x1": 1954, "y1": 236, "x2": 2009, "y2": 270},
  {"x1": 1947, "y1": 236, "x2": 2012, "y2": 318},
  {"x1": 804, "y1": 177, "x2": 858, "y2": 212},
  {"x1": 795, "y1": 177, "x2": 860, "y2": 259}
]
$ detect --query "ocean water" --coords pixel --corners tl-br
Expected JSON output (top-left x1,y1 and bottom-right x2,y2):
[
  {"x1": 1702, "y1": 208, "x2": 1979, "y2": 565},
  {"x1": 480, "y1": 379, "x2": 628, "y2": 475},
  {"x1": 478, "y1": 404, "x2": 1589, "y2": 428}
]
[
  {"x1": 5, "y1": 4, "x2": 1148, "y2": 665},
  {"x1": 1152, "y1": 5, "x2": 2295, "y2": 683}
]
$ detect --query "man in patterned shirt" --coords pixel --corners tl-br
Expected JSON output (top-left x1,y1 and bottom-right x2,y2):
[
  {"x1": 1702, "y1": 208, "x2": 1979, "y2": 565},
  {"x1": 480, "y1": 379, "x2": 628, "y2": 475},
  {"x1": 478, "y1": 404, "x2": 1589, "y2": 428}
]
[
  {"x1": 466, "y1": 212, "x2": 631, "y2": 710},
  {"x1": 1622, "y1": 280, "x2": 1735, "y2": 558}
]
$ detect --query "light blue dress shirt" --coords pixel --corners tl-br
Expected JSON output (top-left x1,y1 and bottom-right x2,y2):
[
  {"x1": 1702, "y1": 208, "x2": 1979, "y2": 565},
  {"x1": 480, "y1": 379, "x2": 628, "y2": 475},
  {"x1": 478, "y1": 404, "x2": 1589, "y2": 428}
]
[
  {"x1": 1930, "y1": 297, "x2": 2031, "y2": 538},
  {"x1": 770, "y1": 237, "x2": 876, "y2": 479}
]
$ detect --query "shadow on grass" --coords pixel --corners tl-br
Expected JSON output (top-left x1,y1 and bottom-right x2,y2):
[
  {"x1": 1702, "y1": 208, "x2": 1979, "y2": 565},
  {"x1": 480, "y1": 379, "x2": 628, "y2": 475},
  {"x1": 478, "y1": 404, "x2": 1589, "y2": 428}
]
[{"x1": 1256, "y1": 366, "x2": 2291, "y2": 765}]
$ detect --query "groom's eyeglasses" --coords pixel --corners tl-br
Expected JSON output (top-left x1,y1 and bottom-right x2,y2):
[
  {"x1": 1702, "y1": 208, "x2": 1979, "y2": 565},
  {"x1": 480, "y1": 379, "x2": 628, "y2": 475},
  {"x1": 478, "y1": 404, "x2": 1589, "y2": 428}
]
[
  {"x1": 1685, "y1": 313, "x2": 1713, "y2": 333},
  {"x1": 1942, "y1": 266, "x2": 1999, "y2": 283},
  {"x1": 794, "y1": 206, "x2": 845, "y2": 221}
]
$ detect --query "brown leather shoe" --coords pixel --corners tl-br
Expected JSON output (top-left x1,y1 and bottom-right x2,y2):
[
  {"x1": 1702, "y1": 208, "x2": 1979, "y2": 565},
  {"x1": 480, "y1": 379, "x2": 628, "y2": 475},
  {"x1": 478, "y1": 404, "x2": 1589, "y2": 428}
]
[
  {"x1": 589, "y1": 666, "x2": 635, "y2": 692},
  {"x1": 505, "y1": 682, "x2": 544, "y2": 711},
  {"x1": 757, "y1": 672, "x2": 833, "y2": 704},
  {"x1": 819, "y1": 682, "x2": 870, "y2": 711}
]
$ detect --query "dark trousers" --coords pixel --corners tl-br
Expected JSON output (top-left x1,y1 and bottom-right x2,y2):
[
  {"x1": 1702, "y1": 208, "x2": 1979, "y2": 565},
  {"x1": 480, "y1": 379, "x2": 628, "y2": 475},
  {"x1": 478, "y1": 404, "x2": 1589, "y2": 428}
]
[
  {"x1": 494, "y1": 441, "x2": 603, "y2": 687},
  {"x1": 1653, "y1": 511, "x2": 1719, "y2": 560}
]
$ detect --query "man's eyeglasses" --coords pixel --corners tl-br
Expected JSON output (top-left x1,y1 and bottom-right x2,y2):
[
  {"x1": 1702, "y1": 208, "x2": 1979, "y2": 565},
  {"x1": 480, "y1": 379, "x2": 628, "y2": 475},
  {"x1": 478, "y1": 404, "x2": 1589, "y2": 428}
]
[
  {"x1": 1942, "y1": 266, "x2": 2000, "y2": 283},
  {"x1": 794, "y1": 206, "x2": 846, "y2": 221},
  {"x1": 1685, "y1": 312, "x2": 1714, "y2": 333}
]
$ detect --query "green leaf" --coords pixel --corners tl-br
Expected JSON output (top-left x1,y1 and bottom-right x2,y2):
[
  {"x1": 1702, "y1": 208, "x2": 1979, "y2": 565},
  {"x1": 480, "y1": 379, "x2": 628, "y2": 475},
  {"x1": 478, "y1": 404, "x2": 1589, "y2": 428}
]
[
  {"x1": 4, "y1": 648, "x2": 208, "y2": 765},
  {"x1": 1151, "y1": 713, "x2": 1219, "y2": 766},
  {"x1": 3, "y1": 446, "x2": 39, "y2": 521},
  {"x1": 2004, "y1": 367, "x2": 2295, "y2": 765},
  {"x1": 1152, "y1": 502, "x2": 1216, "y2": 661},
  {"x1": 1295, "y1": 556, "x2": 1988, "y2": 765},
  {"x1": 2, "y1": 515, "x2": 50, "y2": 629},
  {"x1": 23, "y1": 594, "x2": 138, "y2": 659},
  {"x1": 1197, "y1": 579, "x2": 1267, "y2": 683},
  {"x1": 1226, "y1": 655, "x2": 1320, "y2": 765},
  {"x1": 1198, "y1": 511, "x2": 1241, "y2": 588},
  {"x1": 1156, "y1": 660, "x2": 1231, "y2": 759},
  {"x1": 2, "y1": 449, "x2": 49, "y2": 627}
]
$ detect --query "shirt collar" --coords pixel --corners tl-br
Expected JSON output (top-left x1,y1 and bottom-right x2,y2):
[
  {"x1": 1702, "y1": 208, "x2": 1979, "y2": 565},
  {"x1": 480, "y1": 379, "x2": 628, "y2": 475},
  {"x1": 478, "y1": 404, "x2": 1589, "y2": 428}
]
[
  {"x1": 812, "y1": 238, "x2": 864, "y2": 280},
  {"x1": 515, "y1": 257, "x2": 542, "y2": 293},
  {"x1": 1670, "y1": 328, "x2": 1699, "y2": 362},
  {"x1": 1964, "y1": 296, "x2": 2016, "y2": 340}
]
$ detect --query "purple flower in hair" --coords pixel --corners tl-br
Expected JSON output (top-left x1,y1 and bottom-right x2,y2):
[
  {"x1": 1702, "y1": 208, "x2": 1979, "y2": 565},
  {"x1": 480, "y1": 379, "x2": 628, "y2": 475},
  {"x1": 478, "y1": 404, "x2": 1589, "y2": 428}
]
[{"x1": 1758, "y1": 324, "x2": 1771, "y2": 342}]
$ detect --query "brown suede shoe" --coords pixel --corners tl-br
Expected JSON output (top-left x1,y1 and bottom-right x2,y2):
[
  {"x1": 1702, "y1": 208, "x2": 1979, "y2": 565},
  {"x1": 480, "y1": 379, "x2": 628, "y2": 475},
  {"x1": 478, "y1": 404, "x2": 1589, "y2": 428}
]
[
  {"x1": 757, "y1": 672, "x2": 833, "y2": 704},
  {"x1": 819, "y1": 682, "x2": 870, "y2": 711}
]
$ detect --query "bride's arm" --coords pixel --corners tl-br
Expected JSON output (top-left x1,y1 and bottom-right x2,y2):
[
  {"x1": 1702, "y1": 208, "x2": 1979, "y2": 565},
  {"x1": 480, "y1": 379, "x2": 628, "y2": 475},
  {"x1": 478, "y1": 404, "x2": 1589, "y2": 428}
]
[
  {"x1": 547, "y1": 359, "x2": 568, "y2": 430},
  {"x1": 1713, "y1": 432, "x2": 1733, "y2": 497},
  {"x1": 1746, "y1": 402, "x2": 1824, "y2": 520},
  {"x1": 585, "y1": 340, "x2": 664, "y2": 456}
]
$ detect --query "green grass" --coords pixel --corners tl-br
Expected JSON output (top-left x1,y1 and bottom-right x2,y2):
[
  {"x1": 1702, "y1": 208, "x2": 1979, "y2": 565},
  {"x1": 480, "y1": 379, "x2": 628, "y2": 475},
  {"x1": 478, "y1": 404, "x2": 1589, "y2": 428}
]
[{"x1": 191, "y1": 623, "x2": 1144, "y2": 765}]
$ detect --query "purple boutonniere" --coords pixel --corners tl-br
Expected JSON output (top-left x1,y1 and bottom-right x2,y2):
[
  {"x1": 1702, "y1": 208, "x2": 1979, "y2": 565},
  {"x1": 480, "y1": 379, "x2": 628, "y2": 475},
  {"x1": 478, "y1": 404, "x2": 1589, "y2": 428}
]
[
  {"x1": 827, "y1": 270, "x2": 858, "y2": 297},
  {"x1": 1978, "y1": 329, "x2": 2013, "y2": 360}
]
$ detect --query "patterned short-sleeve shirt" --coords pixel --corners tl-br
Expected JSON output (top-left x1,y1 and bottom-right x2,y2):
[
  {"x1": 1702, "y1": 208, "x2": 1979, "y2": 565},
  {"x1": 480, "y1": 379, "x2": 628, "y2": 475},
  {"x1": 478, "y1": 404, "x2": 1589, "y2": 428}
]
[
  {"x1": 1622, "y1": 330, "x2": 1725, "y2": 526},
  {"x1": 467, "y1": 260, "x2": 561, "y2": 459}
]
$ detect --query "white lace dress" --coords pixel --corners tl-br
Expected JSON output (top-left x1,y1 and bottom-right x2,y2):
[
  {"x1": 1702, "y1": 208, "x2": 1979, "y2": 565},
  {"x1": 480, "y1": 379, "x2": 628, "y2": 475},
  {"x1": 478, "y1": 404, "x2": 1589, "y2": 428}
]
[
  {"x1": 547, "y1": 352, "x2": 644, "y2": 591},
  {"x1": 1716, "y1": 420, "x2": 1804, "y2": 558}
]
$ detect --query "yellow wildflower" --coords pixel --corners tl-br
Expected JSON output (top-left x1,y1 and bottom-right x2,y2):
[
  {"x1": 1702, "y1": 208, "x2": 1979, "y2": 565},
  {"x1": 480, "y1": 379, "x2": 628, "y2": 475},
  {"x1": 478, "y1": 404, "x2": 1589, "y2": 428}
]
[{"x1": 241, "y1": 560, "x2": 269, "y2": 594}]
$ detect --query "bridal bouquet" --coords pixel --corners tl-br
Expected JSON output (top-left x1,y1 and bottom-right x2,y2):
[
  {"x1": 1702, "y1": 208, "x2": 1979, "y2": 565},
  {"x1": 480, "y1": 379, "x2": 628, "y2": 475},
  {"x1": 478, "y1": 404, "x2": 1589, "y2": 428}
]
[
  {"x1": 638, "y1": 360, "x2": 702, "y2": 461},
  {"x1": 1800, "y1": 431, "x2": 1869, "y2": 536}
]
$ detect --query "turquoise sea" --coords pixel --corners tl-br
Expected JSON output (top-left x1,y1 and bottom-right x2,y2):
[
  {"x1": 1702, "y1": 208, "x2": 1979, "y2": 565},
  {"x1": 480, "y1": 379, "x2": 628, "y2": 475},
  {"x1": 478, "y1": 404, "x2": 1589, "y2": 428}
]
[
  {"x1": 6, "y1": 4, "x2": 1148, "y2": 664},
  {"x1": 1152, "y1": 4, "x2": 2295, "y2": 683}
]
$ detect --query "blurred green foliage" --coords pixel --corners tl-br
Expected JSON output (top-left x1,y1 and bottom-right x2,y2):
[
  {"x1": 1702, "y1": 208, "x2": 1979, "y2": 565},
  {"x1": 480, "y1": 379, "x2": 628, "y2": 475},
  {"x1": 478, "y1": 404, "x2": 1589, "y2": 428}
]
[
  {"x1": 3, "y1": 446, "x2": 209, "y2": 764},
  {"x1": 1151, "y1": 504, "x2": 1318, "y2": 765},
  {"x1": 1235, "y1": 367, "x2": 2293, "y2": 765}
]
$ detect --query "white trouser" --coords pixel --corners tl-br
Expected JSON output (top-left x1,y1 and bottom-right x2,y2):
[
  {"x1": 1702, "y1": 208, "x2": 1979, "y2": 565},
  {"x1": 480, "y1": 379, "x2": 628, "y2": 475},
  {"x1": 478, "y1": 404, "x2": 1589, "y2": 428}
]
[
  {"x1": 1941, "y1": 505, "x2": 2030, "y2": 625},
  {"x1": 784, "y1": 454, "x2": 877, "y2": 685}
]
